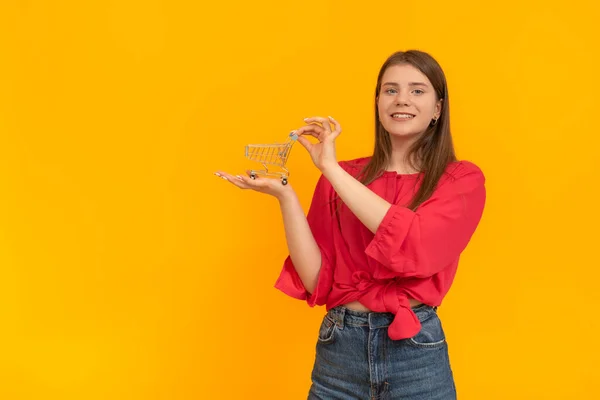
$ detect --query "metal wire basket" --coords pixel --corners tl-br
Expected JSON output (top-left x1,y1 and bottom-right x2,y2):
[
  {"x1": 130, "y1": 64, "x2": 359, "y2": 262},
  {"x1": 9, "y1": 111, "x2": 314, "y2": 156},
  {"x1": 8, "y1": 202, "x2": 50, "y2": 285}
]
[{"x1": 244, "y1": 131, "x2": 298, "y2": 185}]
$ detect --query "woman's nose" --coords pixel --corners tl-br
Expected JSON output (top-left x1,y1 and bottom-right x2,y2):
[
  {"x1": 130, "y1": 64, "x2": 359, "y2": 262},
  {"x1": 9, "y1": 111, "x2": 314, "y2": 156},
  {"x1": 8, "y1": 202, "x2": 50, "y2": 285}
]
[{"x1": 395, "y1": 91, "x2": 410, "y2": 105}]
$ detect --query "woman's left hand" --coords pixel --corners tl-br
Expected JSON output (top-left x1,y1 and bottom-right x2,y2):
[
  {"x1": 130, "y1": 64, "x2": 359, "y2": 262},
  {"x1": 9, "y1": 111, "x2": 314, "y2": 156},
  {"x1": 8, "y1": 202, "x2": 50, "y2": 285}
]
[{"x1": 295, "y1": 116, "x2": 342, "y2": 172}]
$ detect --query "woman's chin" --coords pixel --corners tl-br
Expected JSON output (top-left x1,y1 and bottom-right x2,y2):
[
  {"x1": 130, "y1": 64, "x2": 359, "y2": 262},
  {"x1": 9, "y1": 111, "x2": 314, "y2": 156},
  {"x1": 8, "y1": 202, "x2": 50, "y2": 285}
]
[{"x1": 386, "y1": 130, "x2": 422, "y2": 141}]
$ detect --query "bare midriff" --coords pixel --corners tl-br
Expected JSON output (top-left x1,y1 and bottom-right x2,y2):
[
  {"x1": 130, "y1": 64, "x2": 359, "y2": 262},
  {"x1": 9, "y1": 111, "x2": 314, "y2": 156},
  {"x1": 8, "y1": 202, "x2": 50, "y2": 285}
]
[{"x1": 343, "y1": 299, "x2": 423, "y2": 312}]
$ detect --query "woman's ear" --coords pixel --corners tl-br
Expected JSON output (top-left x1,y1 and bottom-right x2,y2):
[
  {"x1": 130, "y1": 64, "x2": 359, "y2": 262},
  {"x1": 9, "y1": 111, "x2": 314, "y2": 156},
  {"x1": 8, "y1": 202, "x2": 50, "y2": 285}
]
[{"x1": 435, "y1": 99, "x2": 443, "y2": 118}]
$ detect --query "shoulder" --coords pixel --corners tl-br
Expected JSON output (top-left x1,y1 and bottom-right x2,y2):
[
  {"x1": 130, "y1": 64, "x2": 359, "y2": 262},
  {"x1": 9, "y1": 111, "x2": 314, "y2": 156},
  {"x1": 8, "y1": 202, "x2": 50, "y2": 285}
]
[
  {"x1": 336, "y1": 157, "x2": 484, "y2": 181},
  {"x1": 438, "y1": 160, "x2": 486, "y2": 193},
  {"x1": 444, "y1": 160, "x2": 485, "y2": 181}
]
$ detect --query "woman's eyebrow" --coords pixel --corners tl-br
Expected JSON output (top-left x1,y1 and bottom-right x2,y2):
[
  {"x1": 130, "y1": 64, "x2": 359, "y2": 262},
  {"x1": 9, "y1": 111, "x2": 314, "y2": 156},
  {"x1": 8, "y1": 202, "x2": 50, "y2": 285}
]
[{"x1": 382, "y1": 82, "x2": 429, "y2": 88}]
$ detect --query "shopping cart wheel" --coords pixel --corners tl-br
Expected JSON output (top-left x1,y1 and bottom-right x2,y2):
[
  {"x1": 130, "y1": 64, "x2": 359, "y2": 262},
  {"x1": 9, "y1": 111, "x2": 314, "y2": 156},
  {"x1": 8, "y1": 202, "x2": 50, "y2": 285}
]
[
  {"x1": 250, "y1": 173, "x2": 256, "y2": 180},
  {"x1": 281, "y1": 178, "x2": 288, "y2": 185}
]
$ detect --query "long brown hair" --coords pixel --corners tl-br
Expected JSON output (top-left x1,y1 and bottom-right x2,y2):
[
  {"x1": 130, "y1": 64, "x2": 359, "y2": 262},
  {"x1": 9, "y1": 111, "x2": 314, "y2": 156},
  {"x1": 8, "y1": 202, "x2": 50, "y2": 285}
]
[{"x1": 357, "y1": 50, "x2": 456, "y2": 211}]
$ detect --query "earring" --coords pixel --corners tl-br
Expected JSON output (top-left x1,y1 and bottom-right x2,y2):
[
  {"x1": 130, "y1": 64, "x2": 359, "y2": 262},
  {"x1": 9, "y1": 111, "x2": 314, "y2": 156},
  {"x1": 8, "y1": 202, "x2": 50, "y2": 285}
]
[{"x1": 430, "y1": 117, "x2": 438, "y2": 127}]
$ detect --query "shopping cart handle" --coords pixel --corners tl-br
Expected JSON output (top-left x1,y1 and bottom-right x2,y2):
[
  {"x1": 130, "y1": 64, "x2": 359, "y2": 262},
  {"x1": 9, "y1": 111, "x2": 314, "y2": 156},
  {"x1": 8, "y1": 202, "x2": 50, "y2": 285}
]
[{"x1": 289, "y1": 131, "x2": 298, "y2": 141}]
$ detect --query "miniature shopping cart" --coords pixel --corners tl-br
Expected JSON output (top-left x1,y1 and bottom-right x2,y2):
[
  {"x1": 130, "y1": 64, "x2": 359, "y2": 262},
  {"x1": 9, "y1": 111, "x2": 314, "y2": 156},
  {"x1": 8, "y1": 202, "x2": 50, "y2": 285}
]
[{"x1": 244, "y1": 131, "x2": 298, "y2": 185}]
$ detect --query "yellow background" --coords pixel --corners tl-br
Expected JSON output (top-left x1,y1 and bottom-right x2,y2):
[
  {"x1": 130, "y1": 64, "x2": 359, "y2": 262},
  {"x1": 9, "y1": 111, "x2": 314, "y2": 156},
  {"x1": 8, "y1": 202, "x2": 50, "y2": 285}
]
[{"x1": 1, "y1": 0, "x2": 599, "y2": 399}]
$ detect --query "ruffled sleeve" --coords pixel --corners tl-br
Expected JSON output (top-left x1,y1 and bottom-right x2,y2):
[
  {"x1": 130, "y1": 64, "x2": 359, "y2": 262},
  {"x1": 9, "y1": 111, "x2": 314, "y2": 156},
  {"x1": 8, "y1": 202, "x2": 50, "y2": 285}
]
[
  {"x1": 274, "y1": 173, "x2": 336, "y2": 306},
  {"x1": 364, "y1": 161, "x2": 486, "y2": 278}
]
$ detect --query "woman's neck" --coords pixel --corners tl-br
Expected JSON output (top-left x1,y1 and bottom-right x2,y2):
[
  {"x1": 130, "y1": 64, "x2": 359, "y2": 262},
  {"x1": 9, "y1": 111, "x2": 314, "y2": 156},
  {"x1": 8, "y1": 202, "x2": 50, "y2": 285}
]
[{"x1": 386, "y1": 136, "x2": 420, "y2": 174}]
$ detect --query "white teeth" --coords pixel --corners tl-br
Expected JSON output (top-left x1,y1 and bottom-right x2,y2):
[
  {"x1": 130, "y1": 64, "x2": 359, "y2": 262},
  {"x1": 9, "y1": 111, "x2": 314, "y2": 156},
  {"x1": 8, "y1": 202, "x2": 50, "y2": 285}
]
[{"x1": 392, "y1": 114, "x2": 414, "y2": 119}]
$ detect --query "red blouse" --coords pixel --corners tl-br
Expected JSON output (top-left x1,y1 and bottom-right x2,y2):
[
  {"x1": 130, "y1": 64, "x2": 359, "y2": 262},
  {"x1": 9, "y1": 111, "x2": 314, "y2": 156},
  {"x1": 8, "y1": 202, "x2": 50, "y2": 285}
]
[{"x1": 274, "y1": 157, "x2": 486, "y2": 340}]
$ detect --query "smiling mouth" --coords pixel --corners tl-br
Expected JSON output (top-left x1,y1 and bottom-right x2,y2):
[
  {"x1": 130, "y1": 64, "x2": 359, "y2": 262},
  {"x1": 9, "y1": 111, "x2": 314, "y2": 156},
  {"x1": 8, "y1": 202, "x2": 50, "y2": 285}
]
[{"x1": 391, "y1": 113, "x2": 415, "y2": 120}]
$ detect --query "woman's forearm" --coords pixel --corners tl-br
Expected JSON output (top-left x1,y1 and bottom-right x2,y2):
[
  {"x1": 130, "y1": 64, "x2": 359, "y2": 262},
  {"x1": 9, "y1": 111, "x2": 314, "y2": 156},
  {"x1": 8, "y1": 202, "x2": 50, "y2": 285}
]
[
  {"x1": 322, "y1": 163, "x2": 392, "y2": 234},
  {"x1": 278, "y1": 190, "x2": 322, "y2": 294}
]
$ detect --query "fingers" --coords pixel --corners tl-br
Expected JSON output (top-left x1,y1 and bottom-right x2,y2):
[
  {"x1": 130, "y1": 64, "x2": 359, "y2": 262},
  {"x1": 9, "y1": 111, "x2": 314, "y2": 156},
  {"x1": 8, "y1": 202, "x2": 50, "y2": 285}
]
[
  {"x1": 302, "y1": 116, "x2": 342, "y2": 139},
  {"x1": 304, "y1": 116, "x2": 332, "y2": 132},
  {"x1": 295, "y1": 124, "x2": 325, "y2": 140},
  {"x1": 214, "y1": 171, "x2": 250, "y2": 189},
  {"x1": 215, "y1": 169, "x2": 282, "y2": 191},
  {"x1": 327, "y1": 116, "x2": 342, "y2": 138}
]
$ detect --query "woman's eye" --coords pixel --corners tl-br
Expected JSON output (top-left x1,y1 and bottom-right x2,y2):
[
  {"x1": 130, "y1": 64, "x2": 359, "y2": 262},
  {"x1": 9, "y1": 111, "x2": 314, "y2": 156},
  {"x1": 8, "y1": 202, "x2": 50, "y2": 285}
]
[
  {"x1": 413, "y1": 89, "x2": 424, "y2": 95},
  {"x1": 385, "y1": 88, "x2": 397, "y2": 94}
]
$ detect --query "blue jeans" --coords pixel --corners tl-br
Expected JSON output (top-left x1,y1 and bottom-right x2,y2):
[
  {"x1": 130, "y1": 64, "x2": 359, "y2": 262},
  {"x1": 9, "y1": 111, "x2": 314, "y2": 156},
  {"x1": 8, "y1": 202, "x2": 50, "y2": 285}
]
[{"x1": 308, "y1": 304, "x2": 457, "y2": 400}]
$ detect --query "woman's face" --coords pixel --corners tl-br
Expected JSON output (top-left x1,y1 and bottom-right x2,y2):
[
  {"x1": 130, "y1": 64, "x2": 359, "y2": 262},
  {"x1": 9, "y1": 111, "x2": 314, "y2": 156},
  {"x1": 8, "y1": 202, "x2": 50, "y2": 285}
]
[{"x1": 377, "y1": 64, "x2": 442, "y2": 141}]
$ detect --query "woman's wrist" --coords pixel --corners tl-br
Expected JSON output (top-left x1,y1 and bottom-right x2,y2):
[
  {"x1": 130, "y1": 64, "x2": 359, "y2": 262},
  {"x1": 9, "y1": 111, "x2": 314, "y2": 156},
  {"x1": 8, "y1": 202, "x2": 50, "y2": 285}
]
[
  {"x1": 321, "y1": 161, "x2": 342, "y2": 179},
  {"x1": 276, "y1": 186, "x2": 298, "y2": 203}
]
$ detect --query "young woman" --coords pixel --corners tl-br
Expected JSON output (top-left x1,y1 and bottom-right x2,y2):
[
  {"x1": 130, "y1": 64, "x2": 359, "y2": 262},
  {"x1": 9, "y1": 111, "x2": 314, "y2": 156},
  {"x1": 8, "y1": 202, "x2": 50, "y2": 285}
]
[{"x1": 215, "y1": 50, "x2": 486, "y2": 400}]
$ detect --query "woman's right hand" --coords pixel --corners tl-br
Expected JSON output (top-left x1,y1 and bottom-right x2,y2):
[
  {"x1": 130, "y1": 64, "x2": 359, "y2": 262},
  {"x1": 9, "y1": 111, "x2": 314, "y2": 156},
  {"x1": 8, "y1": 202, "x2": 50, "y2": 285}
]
[{"x1": 213, "y1": 170, "x2": 295, "y2": 200}]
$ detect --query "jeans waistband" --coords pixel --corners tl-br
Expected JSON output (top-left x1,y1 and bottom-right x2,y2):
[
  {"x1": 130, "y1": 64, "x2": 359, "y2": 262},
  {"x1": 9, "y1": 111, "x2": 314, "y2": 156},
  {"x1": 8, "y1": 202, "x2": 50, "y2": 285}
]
[{"x1": 327, "y1": 303, "x2": 436, "y2": 330}]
